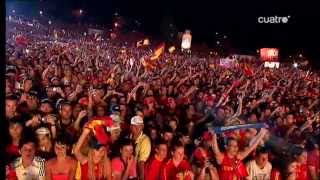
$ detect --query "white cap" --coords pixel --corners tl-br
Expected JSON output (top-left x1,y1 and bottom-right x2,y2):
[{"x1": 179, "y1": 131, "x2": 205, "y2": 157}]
[
  {"x1": 130, "y1": 115, "x2": 144, "y2": 125},
  {"x1": 36, "y1": 127, "x2": 50, "y2": 136},
  {"x1": 110, "y1": 114, "x2": 121, "y2": 123}
]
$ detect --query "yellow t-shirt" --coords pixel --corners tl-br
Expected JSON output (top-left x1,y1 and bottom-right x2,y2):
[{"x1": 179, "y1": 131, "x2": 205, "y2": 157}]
[{"x1": 135, "y1": 133, "x2": 151, "y2": 162}]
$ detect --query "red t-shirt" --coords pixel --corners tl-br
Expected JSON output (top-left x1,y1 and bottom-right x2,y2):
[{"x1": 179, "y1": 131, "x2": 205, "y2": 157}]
[
  {"x1": 161, "y1": 159, "x2": 192, "y2": 180},
  {"x1": 80, "y1": 162, "x2": 104, "y2": 180},
  {"x1": 307, "y1": 150, "x2": 320, "y2": 178},
  {"x1": 111, "y1": 157, "x2": 137, "y2": 179},
  {"x1": 270, "y1": 168, "x2": 282, "y2": 180},
  {"x1": 296, "y1": 164, "x2": 309, "y2": 180},
  {"x1": 145, "y1": 156, "x2": 166, "y2": 180},
  {"x1": 219, "y1": 153, "x2": 248, "y2": 180},
  {"x1": 6, "y1": 144, "x2": 20, "y2": 160}
]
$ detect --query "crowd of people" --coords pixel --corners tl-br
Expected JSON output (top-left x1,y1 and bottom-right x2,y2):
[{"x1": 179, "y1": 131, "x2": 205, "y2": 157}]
[{"x1": 4, "y1": 15, "x2": 320, "y2": 180}]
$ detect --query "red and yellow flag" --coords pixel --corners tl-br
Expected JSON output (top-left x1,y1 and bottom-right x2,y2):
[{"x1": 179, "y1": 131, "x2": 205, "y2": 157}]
[
  {"x1": 150, "y1": 43, "x2": 165, "y2": 61},
  {"x1": 243, "y1": 64, "x2": 254, "y2": 77},
  {"x1": 141, "y1": 57, "x2": 156, "y2": 71}
]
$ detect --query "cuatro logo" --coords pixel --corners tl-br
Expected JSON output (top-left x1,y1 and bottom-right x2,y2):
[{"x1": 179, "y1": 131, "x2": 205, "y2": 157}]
[{"x1": 257, "y1": 16, "x2": 290, "y2": 24}]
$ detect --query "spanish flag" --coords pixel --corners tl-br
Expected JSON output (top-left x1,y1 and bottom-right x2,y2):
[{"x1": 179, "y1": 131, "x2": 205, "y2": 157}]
[
  {"x1": 141, "y1": 57, "x2": 156, "y2": 71},
  {"x1": 150, "y1": 43, "x2": 165, "y2": 61},
  {"x1": 84, "y1": 116, "x2": 113, "y2": 145},
  {"x1": 243, "y1": 64, "x2": 254, "y2": 77}
]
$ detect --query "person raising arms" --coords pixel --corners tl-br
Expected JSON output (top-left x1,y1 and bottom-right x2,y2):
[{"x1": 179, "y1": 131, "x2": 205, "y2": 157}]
[{"x1": 210, "y1": 128, "x2": 268, "y2": 180}]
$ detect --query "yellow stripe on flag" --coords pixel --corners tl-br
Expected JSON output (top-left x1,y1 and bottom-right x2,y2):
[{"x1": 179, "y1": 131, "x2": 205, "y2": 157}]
[{"x1": 150, "y1": 43, "x2": 165, "y2": 61}]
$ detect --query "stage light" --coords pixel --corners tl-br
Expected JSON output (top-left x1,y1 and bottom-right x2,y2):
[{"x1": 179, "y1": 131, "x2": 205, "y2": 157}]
[
  {"x1": 299, "y1": 54, "x2": 303, "y2": 58},
  {"x1": 48, "y1": 20, "x2": 52, "y2": 25},
  {"x1": 293, "y1": 62, "x2": 298, "y2": 68},
  {"x1": 39, "y1": 10, "x2": 43, "y2": 15},
  {"x1": 79, "y1": 9, "x2": 83, "y2": 14},
  {"x1": 12, "y1": 10, "x2": 16, "y2": 13}
]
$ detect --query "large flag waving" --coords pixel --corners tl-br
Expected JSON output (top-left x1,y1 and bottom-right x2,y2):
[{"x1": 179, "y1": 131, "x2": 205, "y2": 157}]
[
  {"x1": 243, "y1": 64, "x2": 254, "y2": 77},
  {"x1": 150, "y1": 43, "x2": 165, "y2": 61}
]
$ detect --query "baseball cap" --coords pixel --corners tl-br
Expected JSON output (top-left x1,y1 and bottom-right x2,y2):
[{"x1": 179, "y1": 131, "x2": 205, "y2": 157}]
[
  {"x1": 50, "y1": 76, "x2": 60, "y2": 83},
  {"x1": 41, "y1": 98, "x2": 51, "y2": 104},
  {"x1": 110, "y1": 114, "x2": 121, "y2": 123},
  {"x1": 78, "y1": 97, "x2": 89, "y2": 106},
  {"x1": 130, "y1": 115, "x2": 144, "y2": 125},
  {"x1": 29, "y1": 91, "x2": 39, "y2": 98},
  {"x1": 36, "y1": 127, "x2": 51, "y2": 136},
  {"x1": 111, "y1": 105, "x2": 120, "y2": 113}
]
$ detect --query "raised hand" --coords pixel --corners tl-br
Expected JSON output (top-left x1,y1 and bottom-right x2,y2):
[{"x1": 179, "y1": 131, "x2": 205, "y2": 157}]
[{"x1": 78, "y1": 110, "x2": 88, "y2": 119}]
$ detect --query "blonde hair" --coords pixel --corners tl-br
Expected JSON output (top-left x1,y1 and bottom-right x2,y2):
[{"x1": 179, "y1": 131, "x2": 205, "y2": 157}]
[{"x1": 87, "y1": 148, "x2": 109, "y2": 180}]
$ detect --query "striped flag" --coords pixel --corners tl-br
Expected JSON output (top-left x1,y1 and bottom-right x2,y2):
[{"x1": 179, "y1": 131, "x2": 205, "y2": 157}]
[
  {"x1": 150, "y1": 43, "x2": 165, "y2": 61},
  {"x1": 243, "y1": 64, "x2": 254, "y2": 77}
]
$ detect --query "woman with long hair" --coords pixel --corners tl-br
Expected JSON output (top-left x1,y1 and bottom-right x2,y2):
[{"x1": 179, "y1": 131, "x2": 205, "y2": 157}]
[{"x1": 74, "y1": 118, "x2": 112, "y2": 180}]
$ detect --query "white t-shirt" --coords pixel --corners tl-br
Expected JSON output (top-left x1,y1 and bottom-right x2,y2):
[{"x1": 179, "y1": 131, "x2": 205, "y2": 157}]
[{"x1": 246, "y1": 160, "x2": 272, "y2": 180}]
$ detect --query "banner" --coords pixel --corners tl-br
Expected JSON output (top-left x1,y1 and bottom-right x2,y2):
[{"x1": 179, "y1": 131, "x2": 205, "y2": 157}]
[
  {"x1": 260, "y1": 48, "x2": 279, "y2": 61},
  {"x1": 219, "y1": 57, "x2": 236, "y2": 68}
]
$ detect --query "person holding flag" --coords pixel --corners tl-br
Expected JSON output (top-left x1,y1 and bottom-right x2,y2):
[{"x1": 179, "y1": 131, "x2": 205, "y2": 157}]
[{"x1": 74, "y1": 117, "x2": 113, "y2": 180}]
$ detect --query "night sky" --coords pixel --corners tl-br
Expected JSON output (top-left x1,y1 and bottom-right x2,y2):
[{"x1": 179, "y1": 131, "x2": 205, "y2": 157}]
[{"x1": 6, "y1": 0, "x2": 320, "y2": 67}]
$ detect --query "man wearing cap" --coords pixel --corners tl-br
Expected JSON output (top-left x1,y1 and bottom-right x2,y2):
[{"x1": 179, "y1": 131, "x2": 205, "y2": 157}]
[
  {"x1": 39, "y1": 99, "x2": 54, "y2": 115},
  {"x1": 130, "y1": 115, "x2": 151, "y2": 180}
]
